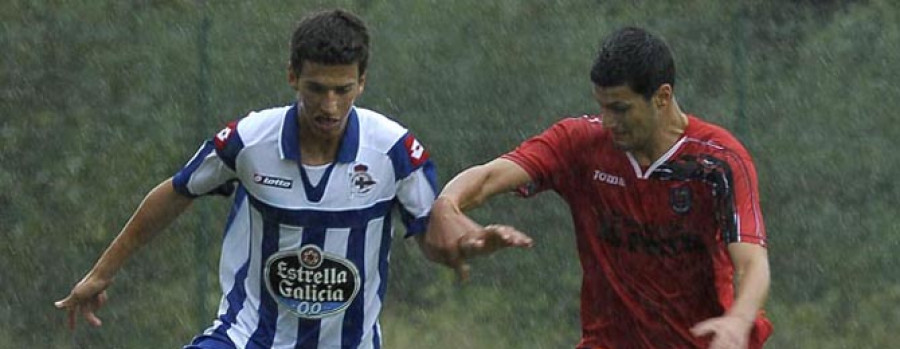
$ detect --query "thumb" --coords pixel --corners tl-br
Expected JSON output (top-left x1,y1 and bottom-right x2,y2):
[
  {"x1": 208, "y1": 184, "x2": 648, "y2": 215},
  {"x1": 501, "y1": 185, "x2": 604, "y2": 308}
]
[
  {"x1": 454, "y1": 261, "x2": 471, "y2": 284},
  {"x1": 54, "y1": 296, "x2": 72, "y2": 309},
  {"x1": 690, "y1": 319, "x2": 715, "y2": 337}
]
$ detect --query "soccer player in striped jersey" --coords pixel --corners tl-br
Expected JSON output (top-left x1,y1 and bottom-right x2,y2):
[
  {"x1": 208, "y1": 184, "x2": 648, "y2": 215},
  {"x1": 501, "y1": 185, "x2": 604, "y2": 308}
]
[
  {"x1": 427, "y1": 27, "x2": 773, "y2": 348},
  {"x1": 55, "y1": 9, "x2": 517, "y2": 349}
]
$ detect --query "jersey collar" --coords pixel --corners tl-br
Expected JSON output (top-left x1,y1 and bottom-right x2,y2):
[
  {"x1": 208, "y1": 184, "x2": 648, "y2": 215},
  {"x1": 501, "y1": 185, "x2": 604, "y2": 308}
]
[{"x1": 279, "y1": 103, "x2": 360, "y2": 163}]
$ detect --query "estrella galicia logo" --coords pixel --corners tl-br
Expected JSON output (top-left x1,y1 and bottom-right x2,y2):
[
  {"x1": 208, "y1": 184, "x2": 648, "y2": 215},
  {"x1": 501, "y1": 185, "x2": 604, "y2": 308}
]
[
  {"x1": 670, "y1": 186, "x2": 692, "y2": 214},
  {"x1": 349, "y1": 163, "x2": 376, "y2": 196},
  {"x1": 264, "y1": 245, "x2": 361, "y2": 319},
  {"x1": 253, "y1": 173, "x2": 293, "y2": 189}
]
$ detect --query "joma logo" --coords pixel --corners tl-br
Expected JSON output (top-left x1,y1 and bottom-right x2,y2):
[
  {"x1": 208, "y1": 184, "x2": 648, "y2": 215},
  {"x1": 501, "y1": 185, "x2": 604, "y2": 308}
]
[{"x1": 593, "y1": 170, "x2": 626, "y2": 187}]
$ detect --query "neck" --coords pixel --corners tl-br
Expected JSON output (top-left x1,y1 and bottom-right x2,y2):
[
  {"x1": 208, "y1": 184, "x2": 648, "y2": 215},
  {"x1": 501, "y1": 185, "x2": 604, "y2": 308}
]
[
  {"x1": 631, "y1": 104, "x2": 688, "y2": 167},
  {"x1": 298, "y1": 124, "x2": 342, "y2": 166}
]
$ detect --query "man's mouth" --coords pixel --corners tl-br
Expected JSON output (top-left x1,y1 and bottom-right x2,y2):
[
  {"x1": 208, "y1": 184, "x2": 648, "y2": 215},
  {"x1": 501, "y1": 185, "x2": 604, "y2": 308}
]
[{"x1": 314, "y1": 116, "x2": 341, "y2": 130}]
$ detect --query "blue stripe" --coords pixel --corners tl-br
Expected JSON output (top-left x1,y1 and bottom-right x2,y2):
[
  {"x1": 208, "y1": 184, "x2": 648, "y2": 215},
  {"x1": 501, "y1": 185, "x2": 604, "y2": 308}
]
[
  {"x1": 247, "y1": 197, "x2": 394, "y2": 228},
  {"x1": 400, "y1": 210, "x2": 429, "y2": 237},
  {"x1": 377, "y1": 210, "x2": 393, "y2": 305},
  {"x1": 334, "y1": 108, "x2": 360, "y2": 163},
  {"x1": 295, "y1": 226, "x2": 326, "y2": 348},
  {"x1": 421, "y1": 159, "x2": 439, "y2": 195},
  {"x1": 387, "y1": 135, "x2": 414, "y2": 180},
  {"x1": 172, "y1": 141, "x2": 216, "y2": 197},
  {"x1": 216, "y1": 131, "x2": 245, "y2": 171},
  {"x1": 298, "y1": 162, "x2": 336, "y2": 203},
  {"x1": 212, "y1": 190, "x2": 251, "y2": 340},
  {"x1": 247, "y1": 220, "x2": 281, "y2": 349},
  {"x1": 372, "y1": 213, "x2": 393, "y2": 349},
  {"x1": 281, "y1": 105, "x2": 300, "y2": 161},
  {"x1": 222, "y1": 186, "x2": 247, "y2": 238},
  {"x1": 341, "y1": 225, "x2": 367, "y2": 348},
  {"x1": 373, "y1": 323, "x2": 381, "y2": 349}
]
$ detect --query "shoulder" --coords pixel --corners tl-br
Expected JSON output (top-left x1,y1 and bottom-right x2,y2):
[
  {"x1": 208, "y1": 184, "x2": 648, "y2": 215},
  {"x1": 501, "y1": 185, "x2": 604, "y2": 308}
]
[
  {"x1": 211, "y1": 105, "x2": 290, "y2": 168},
  {"x1": 682, "y1": 115, "x2": 755, "y2": 163},
  {"x1": 539, "y1": 114, "x2": 609, "y2": 146},
  {"x1": 232, "y1": 105, "x2": 291, "y2": 146},
  {"x1": 355, "y1": 107, "x2": 411, "y2": 152}
]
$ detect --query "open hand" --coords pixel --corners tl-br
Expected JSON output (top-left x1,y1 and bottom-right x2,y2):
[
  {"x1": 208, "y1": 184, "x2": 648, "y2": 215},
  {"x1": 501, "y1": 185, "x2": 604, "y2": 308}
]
[
  {"x1": 54, "y1": 277, "x2": 111, "y2": 330},
  {"x1": 458, "y1": 224, "x2": 533, "y2": 258}
]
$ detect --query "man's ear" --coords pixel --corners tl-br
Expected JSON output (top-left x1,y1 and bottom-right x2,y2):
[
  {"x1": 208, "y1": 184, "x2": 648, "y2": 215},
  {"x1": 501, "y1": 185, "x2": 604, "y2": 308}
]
[
  {"x1": 357, "y1": 73, "x2": 367, "y2": 94},
  {"x1": 654, "y1": 83, "x2": 673, "y2": 108},
  {"x1": 288, "y1": 66, "x2": 299, "y2": 91}
]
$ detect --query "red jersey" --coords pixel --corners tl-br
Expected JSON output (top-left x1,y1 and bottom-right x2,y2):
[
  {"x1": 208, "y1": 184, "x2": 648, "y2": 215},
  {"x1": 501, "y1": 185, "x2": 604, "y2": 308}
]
[{"x1": 503, "y1": 115, "x2": 772, "y2": 349}]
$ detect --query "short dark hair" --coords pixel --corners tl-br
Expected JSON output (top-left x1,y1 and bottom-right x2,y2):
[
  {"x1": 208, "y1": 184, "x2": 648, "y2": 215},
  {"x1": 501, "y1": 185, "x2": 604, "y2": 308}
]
[
  {"x1": 289, "y1": 9, "x2": 370, "y2": 77},
  {"x1": 590, "y1": 27, "x2": 675, "y2": 100}
]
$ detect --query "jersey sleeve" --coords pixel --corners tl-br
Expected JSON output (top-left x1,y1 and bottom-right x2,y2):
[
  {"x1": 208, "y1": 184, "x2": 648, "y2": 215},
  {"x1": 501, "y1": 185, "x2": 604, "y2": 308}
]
[
  {"x1": 718, "y1": 146, "x2": 767, "y2": 247},
  {"x1": 501, "y1": 118, "x2": 582, "y2": 197},
  {"x1": 388, "y1": 132, "x2": 438, "y2": 237},
  {"x1": 171, "y1": 121, "x2": 241, "y2": 197}
]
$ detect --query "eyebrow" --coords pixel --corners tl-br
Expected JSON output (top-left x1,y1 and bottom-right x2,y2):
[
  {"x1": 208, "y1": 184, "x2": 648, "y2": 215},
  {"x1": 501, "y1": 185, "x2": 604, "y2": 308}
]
[
  {"x1": 304, "y1": 81, "x2": 355, "y2": 90},
  {"x1": 603, "y1": 101, "x2": 630, "y2": 109}
]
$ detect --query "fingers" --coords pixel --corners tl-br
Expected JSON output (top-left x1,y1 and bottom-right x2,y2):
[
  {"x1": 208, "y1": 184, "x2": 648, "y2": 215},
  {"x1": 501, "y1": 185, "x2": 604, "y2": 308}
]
[
  {"x1": 690, "y1": 319, "x2": 715, "y2": 337},
  {"x1": 55, "y1": 291, "x2": 108, "y2": 330},
  {"x1": 483, "y1": 225, "x2": 534, "y2": 248},
  {"x1": 82, "y1": 306, "x2": 103, "y2": 327},
  {"x1": 54, "y1": 296, "x2": 77, "y2": 330},
  {"x1": 67, "y1": 305, "x2": 77, "y2": 331}
]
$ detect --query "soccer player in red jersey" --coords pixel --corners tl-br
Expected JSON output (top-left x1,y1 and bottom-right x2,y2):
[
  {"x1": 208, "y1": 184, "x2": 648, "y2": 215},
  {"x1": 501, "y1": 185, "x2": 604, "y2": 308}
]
[{"x1": 426, "y1": 27, "x2": 773, "y2": 348}]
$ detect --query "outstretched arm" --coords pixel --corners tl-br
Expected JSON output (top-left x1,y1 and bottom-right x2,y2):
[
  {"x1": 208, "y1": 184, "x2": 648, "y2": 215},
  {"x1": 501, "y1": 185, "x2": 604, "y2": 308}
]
[
  {"x1": 423, "y1": 158, "x2": 535, "y2": 280},
  {"x1": 54, "y1": 177, "x2": 193, "y2": 330},
  {"x1": 691, "y1": 242, "x2": 770, "y2": 348}
]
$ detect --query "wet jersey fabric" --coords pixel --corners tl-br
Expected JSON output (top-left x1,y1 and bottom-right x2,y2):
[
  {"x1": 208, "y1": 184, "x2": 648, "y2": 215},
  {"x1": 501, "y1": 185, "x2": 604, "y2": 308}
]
[
  {"x1": 503, "y1": 115, "x2": 772, "y2": 349},
  {"x1": 174, "y1": 104, "x2": 437, "y2": 349}
]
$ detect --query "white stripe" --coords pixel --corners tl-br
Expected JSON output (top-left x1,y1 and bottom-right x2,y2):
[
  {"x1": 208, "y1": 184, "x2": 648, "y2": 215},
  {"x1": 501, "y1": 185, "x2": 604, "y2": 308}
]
[
  {"x1": 360, "y1": 217, "x2": 387, "y2": 348},
  {"x1": 188, "y1": 153, "x2": 236, "y2": 195},
  {"x1": 208, "y1": 198, "x2": 251, "y2": 337},
  {"x1": 317, "y1": 227, "x2": 352, "y2": 347},
  {"x1": 271, "y1": 224, "x2": 305, "y2": 348},
  {"x1": 227, "y1": 207, "x2": 265, "y2": 347},
  {"x1": 626, "y1": 136, "x2": 689, "y2": 179},
  {"x1": 396, "y1": 170, "x2": 437, "y2": 218}
]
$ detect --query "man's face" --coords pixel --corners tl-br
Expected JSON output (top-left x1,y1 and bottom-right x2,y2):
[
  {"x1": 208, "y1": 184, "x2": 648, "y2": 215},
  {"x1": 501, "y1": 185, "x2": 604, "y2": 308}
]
[
  {"x1": 593, "y1": 84, "x2": 661, "y2": 152},
  {"x1": 289, "y1": 61, "x2": 365, "y2": 139}
]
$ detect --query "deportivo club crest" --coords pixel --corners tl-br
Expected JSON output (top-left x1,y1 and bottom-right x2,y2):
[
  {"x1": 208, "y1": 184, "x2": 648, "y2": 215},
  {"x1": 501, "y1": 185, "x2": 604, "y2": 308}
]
[
  {"x1": 299, "y1": 245, "x2": 323, "y2": 269},
  {"x1": 349, "y1": 163, "x2": 376, "y2": 196},
  {"x1": 669, "y1": 186, "x2": 692, "y2": 214},
  {"x1": 264, "y1": 245, "x2": 361, "y2": 319}
]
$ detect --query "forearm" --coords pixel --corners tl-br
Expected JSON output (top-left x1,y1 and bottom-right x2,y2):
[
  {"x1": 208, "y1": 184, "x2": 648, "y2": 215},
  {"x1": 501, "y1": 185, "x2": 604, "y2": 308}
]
[
  {"x1": 727, "y1": 249, "x2": 770, "y2": 322},
  {"x1": 438, "y1": 159, "x2": 528, "y2": 213},
  {"x1": 438, "y1": 165, "x2": 494, "y2": 212},
  {"x1": 88, "y1": 178, "x2": 193, "y2": 281}
]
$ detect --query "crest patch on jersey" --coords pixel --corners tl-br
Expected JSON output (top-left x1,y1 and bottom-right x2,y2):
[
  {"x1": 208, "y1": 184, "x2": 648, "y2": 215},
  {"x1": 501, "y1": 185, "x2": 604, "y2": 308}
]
[
  {"x1": 264, "y1": 245, "x2": 361, "y2": 319},
  {"x1": 669, "y1": 185, "x2": 692, "y2": 214},
  {"x1": 403, "y1": 134, "x2": 429, "y2": 168},
  {"x1": 349, "y1": 163, "x2": 376, "y2": 196}
]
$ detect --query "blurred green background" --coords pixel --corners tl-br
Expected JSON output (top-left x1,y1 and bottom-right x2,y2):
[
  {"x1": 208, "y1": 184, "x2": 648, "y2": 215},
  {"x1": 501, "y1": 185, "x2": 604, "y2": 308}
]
[{"x1": 2, "y1": 0, "x2": 898, "y2": 347}]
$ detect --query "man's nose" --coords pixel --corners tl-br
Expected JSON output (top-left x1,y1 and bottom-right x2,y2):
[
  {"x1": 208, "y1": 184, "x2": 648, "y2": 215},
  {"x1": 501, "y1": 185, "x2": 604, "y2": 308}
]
[{"x1": 321, "y1": 92, "x2": 339, "y2": 114}]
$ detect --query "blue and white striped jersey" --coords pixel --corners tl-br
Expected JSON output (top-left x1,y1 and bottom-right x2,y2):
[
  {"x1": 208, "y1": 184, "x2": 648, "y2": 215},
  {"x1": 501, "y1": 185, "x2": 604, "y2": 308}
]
[{"x1": 173, "y1": 104, "x2": 437, "y2": 349}]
